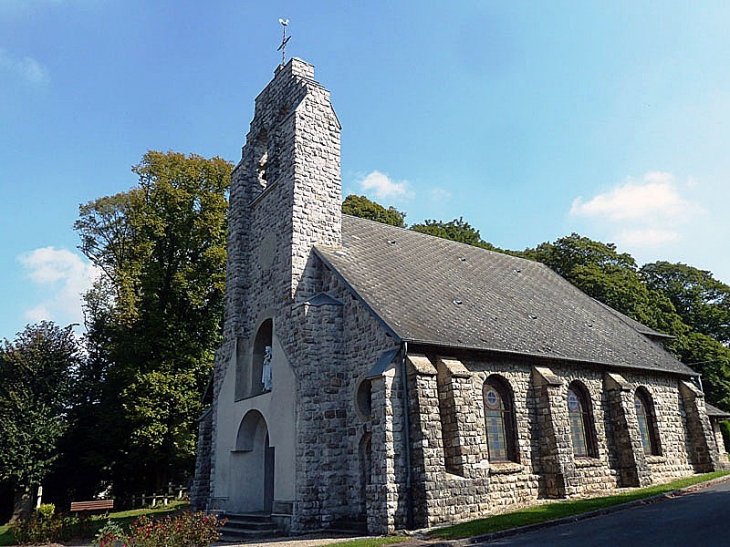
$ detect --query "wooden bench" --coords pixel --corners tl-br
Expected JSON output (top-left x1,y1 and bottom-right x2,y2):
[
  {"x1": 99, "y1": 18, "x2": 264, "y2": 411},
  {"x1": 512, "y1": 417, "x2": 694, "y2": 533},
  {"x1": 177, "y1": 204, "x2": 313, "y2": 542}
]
[{"x1": 70, "y1": 499, "x2": 114, "y2": 515}]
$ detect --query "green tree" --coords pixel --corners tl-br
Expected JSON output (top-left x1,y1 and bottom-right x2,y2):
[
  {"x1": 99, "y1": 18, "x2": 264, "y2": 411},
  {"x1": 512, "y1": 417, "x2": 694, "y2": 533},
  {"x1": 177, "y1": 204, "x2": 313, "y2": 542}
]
[
  {"x1": 409, "y1": 217, "x2": 500, "y2": 251},
  {"x1": 641, "y1": 261, "x2": 730, "y2": 344},
  {"x1": 73, "y1": 151, "x2": 232, "y2": 494},
  {"x1": 671, "y1": 331, "x2": 730, "y2": 411},
  {"x1": 0, "y1": 322, "x2": 81, "y2": 520},
  {"x1": 523, "y1": 233, "x2": 683, "y2": 334},
  {"x1": 342, "y1": 194, "x2": 407, "y2": 227}
]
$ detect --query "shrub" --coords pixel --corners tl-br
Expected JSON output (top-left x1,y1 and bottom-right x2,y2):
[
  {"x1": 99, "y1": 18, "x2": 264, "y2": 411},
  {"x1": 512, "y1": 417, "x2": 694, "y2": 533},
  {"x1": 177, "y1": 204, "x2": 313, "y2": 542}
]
[
  {"x1": 8, "y1": 511, "x2": 92, "y2": 545},
  {"x1": 75, "y1": 513, "x2": 95, "y2": 538},
  {"x1": 128, "y1": 512, "x2": 225, "y2": 547},
  {"x1": 8, "y1": 513, "x2": 70, "y2": 544},
  {"x1": 37, "y1": 503, "x2": 56, "y2": 519},
  {"x1": 94, "y1": 520, "x2": 132, "y2": 547}
]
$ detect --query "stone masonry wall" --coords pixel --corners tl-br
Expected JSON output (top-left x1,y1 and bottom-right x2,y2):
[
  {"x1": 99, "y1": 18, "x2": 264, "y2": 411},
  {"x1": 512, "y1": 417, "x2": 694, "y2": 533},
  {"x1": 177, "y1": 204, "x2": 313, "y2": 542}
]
[
  {"x1": 604, "y1": 372, "x2": 651, "y2": 488},
  {"x1": 617, "y1": 371, "x2": 696, "y2": 482},
  {"x1": 397, "y1": 353, "x2": 714, "y2": 530},
  {"x1": 679, "y1": 380, "x2": 720, "y2": 472},
  {"x1": 195, "y1": 337, "x2": 235, "y2": 511},
  {"x1": 291, "y1": 265, "x2": 399, "y2": 531},
  {"x1": 712, "y1": 421, "x2": 729, "y2": 467},
  {"x1": 190, "y1": 409, "x2": 213, "y2": 511}
]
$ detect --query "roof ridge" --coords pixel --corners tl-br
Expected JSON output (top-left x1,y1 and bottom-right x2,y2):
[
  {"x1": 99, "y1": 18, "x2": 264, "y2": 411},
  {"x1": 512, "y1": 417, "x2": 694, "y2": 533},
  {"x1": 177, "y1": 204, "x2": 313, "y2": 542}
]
[{"x1": 340, "y1": 214, "x2": 537, "y2": 264}]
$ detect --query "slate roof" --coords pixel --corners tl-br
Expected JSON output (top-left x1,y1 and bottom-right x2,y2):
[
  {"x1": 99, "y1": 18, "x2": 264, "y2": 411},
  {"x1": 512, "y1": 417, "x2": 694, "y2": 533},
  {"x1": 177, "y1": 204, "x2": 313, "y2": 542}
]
[
  {"x1": 592, "y1": 299, "x2": 674, "y2": 341},
  {"x1": 314, "y1": 215, "x2": 697, "y2": 377},
  {"x1": 706, "y1": 402, "x2": 730, "y2": 419}
]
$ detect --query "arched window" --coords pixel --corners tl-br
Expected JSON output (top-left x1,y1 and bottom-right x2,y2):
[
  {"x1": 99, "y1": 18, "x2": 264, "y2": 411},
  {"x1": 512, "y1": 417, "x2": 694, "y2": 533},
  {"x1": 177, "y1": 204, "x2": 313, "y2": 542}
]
[
  {"x1": 635, "y1": 388, "x2": 661, "y2": 455},
  {"x1": 567, "y1": 382, "x2": 597, "y2": 458},
  {"x1": 483, "y1": 376, "x2": 518, "y2": 463},
  {"x1": 355, "y1": 378, "x2": 372, "y2": 418},
  {"x1": 254, "y1": 129, "x2": 269, "y2": 190}
]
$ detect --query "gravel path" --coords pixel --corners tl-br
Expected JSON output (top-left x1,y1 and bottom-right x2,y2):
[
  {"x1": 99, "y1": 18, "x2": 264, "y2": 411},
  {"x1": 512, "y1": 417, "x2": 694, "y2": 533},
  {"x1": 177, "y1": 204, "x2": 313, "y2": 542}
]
[
  {"x1": 34, "y1": 535, "x2": 376, "y2": 547},
  {"x1": 214, "y1": 533, "x2": 374, "y2": 547}
]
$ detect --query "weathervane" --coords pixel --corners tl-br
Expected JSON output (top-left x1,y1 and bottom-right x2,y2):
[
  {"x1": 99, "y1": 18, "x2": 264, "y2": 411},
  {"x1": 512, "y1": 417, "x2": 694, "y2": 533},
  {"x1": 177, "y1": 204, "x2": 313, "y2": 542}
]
[{"x1": 278, "y1": 18, "x2": 290, "y2": 65}]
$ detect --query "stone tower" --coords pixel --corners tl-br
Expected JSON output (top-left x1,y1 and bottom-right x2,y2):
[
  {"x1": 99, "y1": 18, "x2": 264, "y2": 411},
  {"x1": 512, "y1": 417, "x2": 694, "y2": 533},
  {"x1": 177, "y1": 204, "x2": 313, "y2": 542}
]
[
  {"x1": 192, "y1": 58, "x2": 343, "y2": 524},
  {"x1": 225, "y1": 57, "x2": 342, "y2": 339}
]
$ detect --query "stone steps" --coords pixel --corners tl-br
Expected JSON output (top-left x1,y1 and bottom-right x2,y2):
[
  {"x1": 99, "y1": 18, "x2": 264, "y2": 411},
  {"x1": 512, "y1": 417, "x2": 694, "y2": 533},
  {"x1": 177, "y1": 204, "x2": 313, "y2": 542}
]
[{"x1": 219, "y1": 513, "x2": 279, "y2": 543}]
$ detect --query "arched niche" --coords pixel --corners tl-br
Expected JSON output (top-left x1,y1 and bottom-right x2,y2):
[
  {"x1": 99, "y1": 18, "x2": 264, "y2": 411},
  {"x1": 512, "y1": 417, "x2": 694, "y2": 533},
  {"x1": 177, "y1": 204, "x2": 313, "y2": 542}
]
[
  {"x1": 235, "y1": 409, "x2": 268, "y2": 452},
  {"x1": 250, "y1": 319, "x2": 273, "y2": 397}
]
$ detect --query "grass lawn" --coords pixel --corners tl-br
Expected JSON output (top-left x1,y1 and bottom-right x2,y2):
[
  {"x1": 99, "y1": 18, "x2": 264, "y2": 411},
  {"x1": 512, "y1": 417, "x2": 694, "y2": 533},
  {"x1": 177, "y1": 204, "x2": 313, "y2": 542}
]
[
  {"x1": 429, "y1": 471, "x2": 730, "y2": 539},
  {"x1": 106, "y1": 500, "x2": 188, "y2": 520},
  {"x1": 100, "y1": 499, "x2": 189, "y2": 529},
  {"x1": 0, "y1": 524, "x2": 12, "y2": 547},
  {"x1": 313, "y1": 537, "x2": 407, "y2": 547},
  {"x1": 0, "y1": 500, "x2": 189, "y2": 546}
]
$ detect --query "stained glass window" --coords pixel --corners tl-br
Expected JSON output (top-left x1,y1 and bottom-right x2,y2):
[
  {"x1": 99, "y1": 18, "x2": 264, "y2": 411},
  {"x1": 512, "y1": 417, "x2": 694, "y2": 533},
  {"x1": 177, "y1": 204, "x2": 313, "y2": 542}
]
[
  {"x1": 635, "y1": 390, "x2": 659, "y2": 455},
  {"x1": 484, "y1": 378, "x2": 516, "y2": 462},
  {"x1": 568, "y1": 385, "x2": 594, "y2": 457}
]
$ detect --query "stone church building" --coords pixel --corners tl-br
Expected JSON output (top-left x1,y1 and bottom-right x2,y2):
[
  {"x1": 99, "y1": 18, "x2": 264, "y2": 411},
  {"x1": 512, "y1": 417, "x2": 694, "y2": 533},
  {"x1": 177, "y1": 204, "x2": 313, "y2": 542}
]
[{"x1": 191, "y1": 58, "x2": 728, "y2": 535}]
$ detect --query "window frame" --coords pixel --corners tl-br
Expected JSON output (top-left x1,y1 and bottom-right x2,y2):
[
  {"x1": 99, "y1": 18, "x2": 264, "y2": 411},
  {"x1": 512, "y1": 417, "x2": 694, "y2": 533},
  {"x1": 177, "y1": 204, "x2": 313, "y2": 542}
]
[
  {"x1": 567, "y1": 382, "x2": 598, "y2": 458},
  {"x1": 483, "y1": 376, "x2": 519, "y2": 463},
  {"x1": 634, "y1": 388, "x2": 661, "y2": 456}
]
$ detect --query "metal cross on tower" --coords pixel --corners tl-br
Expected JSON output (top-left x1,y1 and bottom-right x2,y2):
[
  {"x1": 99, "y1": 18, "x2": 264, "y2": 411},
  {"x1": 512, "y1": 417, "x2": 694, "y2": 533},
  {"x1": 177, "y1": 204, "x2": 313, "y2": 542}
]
[{"x1": 278, "y1": 18, "x2": 290, "y2": 65}]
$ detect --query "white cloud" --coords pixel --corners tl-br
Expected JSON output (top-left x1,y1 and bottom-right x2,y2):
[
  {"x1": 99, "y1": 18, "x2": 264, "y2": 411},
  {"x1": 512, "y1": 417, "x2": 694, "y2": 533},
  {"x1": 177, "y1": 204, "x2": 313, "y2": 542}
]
[
  {"x1": 570, "y1": 172, "x2": 698, "y2": 222},
  {"x1": 569, "y1": 172, "x2": 703, "y2": 248},
  {"x1": 614, "y1": 228, "x2": 680, "y2": 247},
  {"x1": 429, "y1": 187, "x2": 452, "y2": 201},
  {"x1": 24, "y1": 304, "x2": 52, "y2": 323},
  {"x1": 18, "y1": 247, "x2": 99, "y2": 328},
  {"x1": 0, "y1": 48, "x2": 49, "y2": 85},
  {"x1": 358, "y1": 170, "x2": 414, "y2": 200}
]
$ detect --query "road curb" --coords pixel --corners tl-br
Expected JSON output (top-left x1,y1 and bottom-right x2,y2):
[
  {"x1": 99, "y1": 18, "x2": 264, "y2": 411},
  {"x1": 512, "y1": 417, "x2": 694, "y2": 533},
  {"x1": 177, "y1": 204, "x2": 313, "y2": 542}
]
[{"x1": 423, "y1": 473, "x2": 730, "y2": 546}]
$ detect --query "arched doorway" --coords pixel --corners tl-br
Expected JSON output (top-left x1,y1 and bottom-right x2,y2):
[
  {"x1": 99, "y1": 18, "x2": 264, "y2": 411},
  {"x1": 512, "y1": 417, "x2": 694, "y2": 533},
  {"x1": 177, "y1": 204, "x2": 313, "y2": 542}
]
[{"x1": 231, "y1": 410, "x2": 275, "y2": 513}]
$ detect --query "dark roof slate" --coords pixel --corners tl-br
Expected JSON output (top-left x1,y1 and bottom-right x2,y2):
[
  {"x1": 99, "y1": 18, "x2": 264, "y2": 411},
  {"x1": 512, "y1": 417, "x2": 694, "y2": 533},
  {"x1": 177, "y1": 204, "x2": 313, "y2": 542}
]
[
  {"x1": 592, "y1": 299, "x2": 674, "y2": 340},
  {"x1": 706, "y1": 402, "x2": 730, "y2": 419},
  {"x1": 315, "y1": 215, "x2": 696, "y2": 377}
]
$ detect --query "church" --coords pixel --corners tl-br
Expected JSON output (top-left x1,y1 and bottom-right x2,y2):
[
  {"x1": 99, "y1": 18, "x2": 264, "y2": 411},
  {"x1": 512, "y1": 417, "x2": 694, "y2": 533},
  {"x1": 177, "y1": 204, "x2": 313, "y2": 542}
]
[{"x1": 191, "y1": 57, "x2": 729, "y2": 535}]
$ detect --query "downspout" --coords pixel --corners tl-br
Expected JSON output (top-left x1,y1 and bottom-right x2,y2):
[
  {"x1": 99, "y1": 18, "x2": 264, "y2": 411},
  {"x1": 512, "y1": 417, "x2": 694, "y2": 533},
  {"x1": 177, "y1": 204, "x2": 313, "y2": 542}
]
[{"x1": 400, "y1": 341, "x2": 414, "y2": 529}]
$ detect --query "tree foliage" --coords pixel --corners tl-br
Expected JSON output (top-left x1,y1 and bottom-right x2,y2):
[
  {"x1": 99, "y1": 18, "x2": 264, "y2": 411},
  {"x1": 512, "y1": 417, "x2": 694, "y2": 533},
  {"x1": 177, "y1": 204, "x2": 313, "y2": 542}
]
[
  {"x1": 641, "y1": 261, "x2": 730, "y2": 344},
  {"x1": 72, "y1": 151, "x2": 232, "y2": 493},
  {"x1": 0, "y1": 322, "x2": 80, "y2": 516},
  {"x1": 409, "y1": 217, "x2": 500, "y2": 251},
  {"x1": 342, "y1": 194, "x2": 406, "y2": 227},
  {"x1": 670, "y1": 331, "x2": 730, "y2": 410}
]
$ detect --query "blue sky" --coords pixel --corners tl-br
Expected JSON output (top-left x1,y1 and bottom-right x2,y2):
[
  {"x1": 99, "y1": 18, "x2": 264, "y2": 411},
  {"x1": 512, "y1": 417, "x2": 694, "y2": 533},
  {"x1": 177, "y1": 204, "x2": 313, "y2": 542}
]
[{"x1": 2, "y1": 0, "x2": 730, "y2": 339}]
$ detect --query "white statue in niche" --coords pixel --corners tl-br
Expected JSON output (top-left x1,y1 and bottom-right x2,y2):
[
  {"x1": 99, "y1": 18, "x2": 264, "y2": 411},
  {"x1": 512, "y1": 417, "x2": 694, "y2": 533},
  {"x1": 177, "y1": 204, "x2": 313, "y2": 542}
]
[{"x1": 262, "y1": 345, "x2": 273, "y2": 391}]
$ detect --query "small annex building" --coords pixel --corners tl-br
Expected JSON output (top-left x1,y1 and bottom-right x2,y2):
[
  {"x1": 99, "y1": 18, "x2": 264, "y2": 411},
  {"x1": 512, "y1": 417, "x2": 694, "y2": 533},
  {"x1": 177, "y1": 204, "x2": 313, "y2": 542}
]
[{"x1": 191, "y1": 58, "x2": 729, "y2": 535}]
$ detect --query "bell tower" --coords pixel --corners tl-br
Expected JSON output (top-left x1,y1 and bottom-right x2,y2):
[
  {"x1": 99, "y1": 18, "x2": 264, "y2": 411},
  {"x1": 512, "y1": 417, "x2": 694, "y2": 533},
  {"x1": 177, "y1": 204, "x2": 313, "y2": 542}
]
[
  {"x1": 224, "y1": 57, "x2": 342, "y2": 340},
  {"x1": 193, "y1": 57, "x2": 343, "y2": 516}
]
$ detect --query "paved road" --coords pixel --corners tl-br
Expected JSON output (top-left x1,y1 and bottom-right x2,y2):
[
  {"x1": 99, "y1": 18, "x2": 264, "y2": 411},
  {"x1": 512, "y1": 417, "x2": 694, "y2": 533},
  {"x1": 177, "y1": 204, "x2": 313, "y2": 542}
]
[{"x1": 481, "y1": 479, "x2": 730, "y2": 547}]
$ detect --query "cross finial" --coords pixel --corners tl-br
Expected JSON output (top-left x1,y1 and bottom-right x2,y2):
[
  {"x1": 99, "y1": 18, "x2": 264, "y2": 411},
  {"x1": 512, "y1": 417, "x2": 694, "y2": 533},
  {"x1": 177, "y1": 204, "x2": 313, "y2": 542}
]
[{"x1": 277, "y1": 18, "x2": 290, "y2": 66}]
